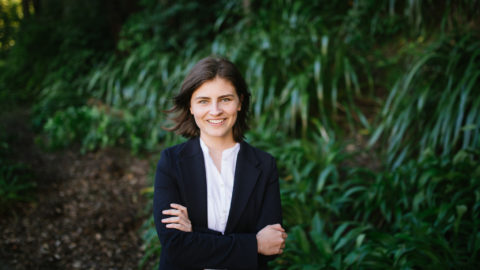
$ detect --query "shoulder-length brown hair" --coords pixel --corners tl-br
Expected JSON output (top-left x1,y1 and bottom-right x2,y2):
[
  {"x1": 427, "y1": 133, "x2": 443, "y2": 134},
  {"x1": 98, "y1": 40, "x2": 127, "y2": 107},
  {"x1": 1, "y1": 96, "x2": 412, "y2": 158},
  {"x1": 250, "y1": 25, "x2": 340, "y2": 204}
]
[{"x1": 166, "y1": 56, "x2": 251, "y2": 142}]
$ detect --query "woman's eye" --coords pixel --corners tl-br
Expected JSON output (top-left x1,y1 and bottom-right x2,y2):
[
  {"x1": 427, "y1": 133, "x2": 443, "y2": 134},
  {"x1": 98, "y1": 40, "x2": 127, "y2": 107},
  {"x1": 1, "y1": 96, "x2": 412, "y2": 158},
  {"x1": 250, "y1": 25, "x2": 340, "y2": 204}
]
[
  {"x1": 198, "y1": 100, "x2": 208, "y2": 104},
  {"x1": 221, "y1": 98, "x2": 231, "y2": 102}
]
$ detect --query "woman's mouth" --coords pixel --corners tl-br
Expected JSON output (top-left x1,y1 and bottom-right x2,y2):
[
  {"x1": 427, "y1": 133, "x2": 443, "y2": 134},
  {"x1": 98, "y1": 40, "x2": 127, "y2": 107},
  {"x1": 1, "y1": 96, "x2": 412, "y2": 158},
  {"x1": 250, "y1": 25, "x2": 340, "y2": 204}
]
[{"x1": 207, "y1": 119, "x2": 225, "y2": 125}]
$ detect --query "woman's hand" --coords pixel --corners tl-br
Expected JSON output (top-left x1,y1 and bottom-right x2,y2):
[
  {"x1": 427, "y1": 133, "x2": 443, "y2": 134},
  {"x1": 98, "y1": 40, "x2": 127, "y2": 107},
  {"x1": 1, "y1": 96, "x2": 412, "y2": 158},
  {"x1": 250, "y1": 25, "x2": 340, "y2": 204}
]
[
  {"x1": 256, "y1": 224, "x2": 287, "y2": 255},
  {"x1": 161, "y1": 203, "x2": 192, "y2": 232}
]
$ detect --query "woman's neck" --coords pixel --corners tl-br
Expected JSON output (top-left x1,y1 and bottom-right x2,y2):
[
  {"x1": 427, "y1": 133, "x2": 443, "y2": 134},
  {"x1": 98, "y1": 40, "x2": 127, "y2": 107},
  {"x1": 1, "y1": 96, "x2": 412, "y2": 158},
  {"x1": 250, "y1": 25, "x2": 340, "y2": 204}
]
[{"x1": 200, "y1": 134, "x2": 237, "y2": 153}]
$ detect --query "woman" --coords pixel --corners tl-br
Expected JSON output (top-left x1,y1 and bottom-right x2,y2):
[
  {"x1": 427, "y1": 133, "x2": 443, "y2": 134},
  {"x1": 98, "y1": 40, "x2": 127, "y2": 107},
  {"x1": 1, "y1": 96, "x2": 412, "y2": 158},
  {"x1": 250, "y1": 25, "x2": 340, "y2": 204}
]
[{"x1": 153, "y1": 57, "x2": 286, "y2": 269}]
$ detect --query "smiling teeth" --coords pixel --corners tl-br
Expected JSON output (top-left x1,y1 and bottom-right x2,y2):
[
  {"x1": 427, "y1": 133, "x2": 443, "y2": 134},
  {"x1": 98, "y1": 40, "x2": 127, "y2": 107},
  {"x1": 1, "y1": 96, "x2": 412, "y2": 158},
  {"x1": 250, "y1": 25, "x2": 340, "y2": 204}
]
[{"x1": 208, "y1": 119, "x2": 224, "y2": 124}]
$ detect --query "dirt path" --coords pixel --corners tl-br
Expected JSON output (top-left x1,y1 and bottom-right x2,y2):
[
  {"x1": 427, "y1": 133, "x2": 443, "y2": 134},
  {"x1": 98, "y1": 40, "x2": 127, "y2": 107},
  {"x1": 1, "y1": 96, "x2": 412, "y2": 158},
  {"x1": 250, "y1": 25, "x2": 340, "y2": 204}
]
[{"x1": 0, "y1": 109, "x2": 158, "y2": 269}]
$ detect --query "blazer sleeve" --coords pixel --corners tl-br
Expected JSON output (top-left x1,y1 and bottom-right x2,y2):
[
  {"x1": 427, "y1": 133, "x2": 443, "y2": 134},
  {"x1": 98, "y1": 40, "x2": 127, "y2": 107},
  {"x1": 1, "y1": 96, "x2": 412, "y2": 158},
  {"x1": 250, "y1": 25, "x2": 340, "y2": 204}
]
[
  {"x1": 255, "y1": 156, "x2": 283, "y2": 266},
  {"x1": 153, "y1": 149, "x2": 258, "y2": 269}
]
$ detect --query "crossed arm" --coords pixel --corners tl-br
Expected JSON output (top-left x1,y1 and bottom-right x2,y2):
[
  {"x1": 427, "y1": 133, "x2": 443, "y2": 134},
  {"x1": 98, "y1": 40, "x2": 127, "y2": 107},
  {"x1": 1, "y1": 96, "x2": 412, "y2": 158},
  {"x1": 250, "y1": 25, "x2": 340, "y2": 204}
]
[{"x1": 162, "y1": 203, "x2": 287, "y2": 255}]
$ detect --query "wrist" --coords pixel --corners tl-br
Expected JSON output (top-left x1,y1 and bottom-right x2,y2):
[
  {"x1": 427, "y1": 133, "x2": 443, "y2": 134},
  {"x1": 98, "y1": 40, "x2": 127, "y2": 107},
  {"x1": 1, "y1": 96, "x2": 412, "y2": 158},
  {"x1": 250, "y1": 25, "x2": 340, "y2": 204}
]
[{"x1": 256, "y1": 234, "x2": 263, "y2": 254}]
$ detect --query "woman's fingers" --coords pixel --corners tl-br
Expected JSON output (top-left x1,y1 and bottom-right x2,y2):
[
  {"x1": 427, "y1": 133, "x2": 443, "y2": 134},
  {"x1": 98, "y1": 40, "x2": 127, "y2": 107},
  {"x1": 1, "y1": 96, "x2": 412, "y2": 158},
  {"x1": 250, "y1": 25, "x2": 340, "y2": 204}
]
[
  {"x1": 170, "y1": 203, "x2": 187, "y2": 211},
  {"x1": 166, "y1": 223, "x2": 190, "y2": 230},
  {"x1": 162, "y1": 204, "x2": 192, "y2": 232},
  {"x1": 170, "y1": 203, "x2": 189, "y2": 216},
  {"x1": 162, "y1": 209, "x2": 180, "y2": 216},
  {"x1": 270, "y1": 223, "x2": 285, "y2": 232},
  {"x1": 256, "y1": 224, "x2": 288, "y2": 255},
  {"x1": 162, "y1": 211, "x2": 190, "y2": 223},
  {"x1": 162, "y1": 217, "x2": 192, "y2": 232},
  {"x1": 161, "y1": 216, "x2": 180, "y2": 223},
  {"x1": 162, "y1": 205, "x2": 189, "y2": 218},
  {"x1": 161, "y1": 215, "x2": 191, "y2": 225}
]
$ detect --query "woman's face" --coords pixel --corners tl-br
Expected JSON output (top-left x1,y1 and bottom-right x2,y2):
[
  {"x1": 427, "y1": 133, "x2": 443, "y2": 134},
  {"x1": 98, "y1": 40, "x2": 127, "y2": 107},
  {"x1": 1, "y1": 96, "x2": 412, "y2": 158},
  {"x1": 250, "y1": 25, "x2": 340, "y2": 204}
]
[{"x1": 190, "y1": 77, "x2": 241, "y2": 142}]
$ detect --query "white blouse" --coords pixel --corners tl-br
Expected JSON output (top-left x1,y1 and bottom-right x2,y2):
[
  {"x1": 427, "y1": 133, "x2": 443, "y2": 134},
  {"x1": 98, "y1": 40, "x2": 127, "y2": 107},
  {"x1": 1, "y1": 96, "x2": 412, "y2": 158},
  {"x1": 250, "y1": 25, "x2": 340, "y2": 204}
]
[{"x1": 199, "y1": 138, "x2": 240, "y2": 235}]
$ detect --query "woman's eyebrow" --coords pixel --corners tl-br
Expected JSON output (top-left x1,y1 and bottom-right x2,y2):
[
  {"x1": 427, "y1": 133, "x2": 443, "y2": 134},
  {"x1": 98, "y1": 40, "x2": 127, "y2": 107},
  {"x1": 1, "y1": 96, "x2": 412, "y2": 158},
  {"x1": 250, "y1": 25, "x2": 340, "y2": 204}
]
[
  {"x1": 194, "y1": 94, "x2": 235, "y2": 100},
  {"x1": 194, "y1": 96, "x2": 211, "y2": 100}
]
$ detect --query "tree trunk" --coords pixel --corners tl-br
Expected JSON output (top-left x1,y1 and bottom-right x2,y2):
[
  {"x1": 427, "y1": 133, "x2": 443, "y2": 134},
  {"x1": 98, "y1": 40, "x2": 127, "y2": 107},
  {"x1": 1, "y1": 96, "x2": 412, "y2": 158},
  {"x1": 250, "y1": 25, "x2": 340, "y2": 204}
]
[
  {"x1": 33, "y1": 0, "x2": 40, "y2": 14},
  {"x1": 22, "y1": 0, "x2": 31, "y2": 18}
]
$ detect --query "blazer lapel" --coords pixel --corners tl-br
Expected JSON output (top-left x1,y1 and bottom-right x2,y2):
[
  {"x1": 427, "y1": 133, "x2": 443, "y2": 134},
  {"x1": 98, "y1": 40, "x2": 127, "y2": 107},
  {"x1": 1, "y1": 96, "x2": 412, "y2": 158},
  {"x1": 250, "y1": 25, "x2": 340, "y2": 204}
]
[
  {"x1": 225, "y1": 141, "x2": 261, "y2": 233},
  {"x1": 177, "y1": 137, "x2": 208, "y2": 228}
]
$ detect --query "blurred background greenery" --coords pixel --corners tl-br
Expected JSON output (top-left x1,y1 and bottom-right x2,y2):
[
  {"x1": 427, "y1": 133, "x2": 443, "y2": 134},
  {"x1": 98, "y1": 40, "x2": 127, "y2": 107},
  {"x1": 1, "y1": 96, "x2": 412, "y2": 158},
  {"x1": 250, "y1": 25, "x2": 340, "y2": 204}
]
[{"x1": 1, "y1": 0, "x2": 479, "y2": 269}]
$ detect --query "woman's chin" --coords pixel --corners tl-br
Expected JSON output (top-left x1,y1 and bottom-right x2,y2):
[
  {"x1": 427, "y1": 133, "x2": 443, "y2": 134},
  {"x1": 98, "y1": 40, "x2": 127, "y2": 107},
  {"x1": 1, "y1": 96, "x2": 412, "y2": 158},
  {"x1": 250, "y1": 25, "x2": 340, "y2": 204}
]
[{"x1": 201, "y1": 130, "x2": 233, "y2": 140}]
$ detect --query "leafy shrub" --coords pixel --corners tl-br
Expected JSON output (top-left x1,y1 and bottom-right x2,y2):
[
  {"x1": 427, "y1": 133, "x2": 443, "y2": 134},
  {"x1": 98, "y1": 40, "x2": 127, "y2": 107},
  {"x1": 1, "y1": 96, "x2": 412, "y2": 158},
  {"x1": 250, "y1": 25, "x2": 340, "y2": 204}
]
[
  {"x1": 75, "y1": 0, "x2": 404, "y2": 142},
  {"x1": 274, "y1": 148, "x2": 480, "y2": 269},
  {"x1": 41, "y1": 102, "x2": 165, "y2": 154},
  {"x1": 370, "y1": 33, "x2": 480, "y2": 168}
]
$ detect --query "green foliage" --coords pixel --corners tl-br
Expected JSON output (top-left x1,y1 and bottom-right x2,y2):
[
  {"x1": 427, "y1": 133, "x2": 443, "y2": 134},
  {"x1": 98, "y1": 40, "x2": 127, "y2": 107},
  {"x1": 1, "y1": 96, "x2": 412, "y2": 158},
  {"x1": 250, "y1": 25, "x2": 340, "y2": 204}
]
[
  {"x1": 139, "y1": 165, "x2": 161, "y2": 270},
  {"x1": 0, "y1": 162, "x2": 35, "y2": 209},
  {"x1": 118, "y1": 0, "x2": 222, "y2": 53},
  {"x1": 33, "y1": 0, "x2": 480, "y2": 152},
  {"x1": 139, "y1": 214, "x2": 161, "y2": 270},
  {"x1": 0, "y1": 130, "x2": 35, "y2": 210},
  {"x1": 370, "y1": 32, "x2": 480, "y2": 168},
  {"x1": 212, "y1": 1, "x2": 374, "y2": 134},
  {"x1": 31, "y1": 79, "x2": 88, "y2": 131},
  {"x1": 88, "y1": 0, "x2": 376, "y2": 136},
  {"x1": 0, "y1": 0, "x2": 21, "y2": 57},
  {"x1": 41, "y1": 103, "x2": 165, "y2": 154},
  {"x1": 34, "y1": 0, "x2": 231, "y2": 153},
  {"x1": 0, "y1": 0, "x2": 116, "y2": 108},
  {"x1": 273, "y1": 147, "x2": 480, "y2": 269}
]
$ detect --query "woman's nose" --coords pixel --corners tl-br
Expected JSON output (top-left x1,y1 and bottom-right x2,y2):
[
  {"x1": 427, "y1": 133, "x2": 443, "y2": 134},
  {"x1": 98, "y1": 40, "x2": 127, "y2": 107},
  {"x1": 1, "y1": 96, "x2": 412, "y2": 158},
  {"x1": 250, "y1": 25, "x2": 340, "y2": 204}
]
[{"x1": 209, "y1": 101, "x2": 222, "y2": 115}]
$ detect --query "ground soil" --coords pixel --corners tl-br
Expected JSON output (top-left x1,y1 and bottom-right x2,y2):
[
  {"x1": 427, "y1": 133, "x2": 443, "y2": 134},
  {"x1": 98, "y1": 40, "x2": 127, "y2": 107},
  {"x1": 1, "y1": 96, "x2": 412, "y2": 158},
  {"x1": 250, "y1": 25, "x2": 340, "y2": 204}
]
[{"x1": 0, "y1": 109, "x2": 158, "y2": 270}]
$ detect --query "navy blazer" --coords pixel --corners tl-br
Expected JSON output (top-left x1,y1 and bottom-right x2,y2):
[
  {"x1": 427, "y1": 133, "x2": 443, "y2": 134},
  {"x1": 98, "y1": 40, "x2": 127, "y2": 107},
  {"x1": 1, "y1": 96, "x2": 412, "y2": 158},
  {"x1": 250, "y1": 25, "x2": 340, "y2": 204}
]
[{"x1": 153, "y1": 137, "x2": 282, "y2": 269}]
